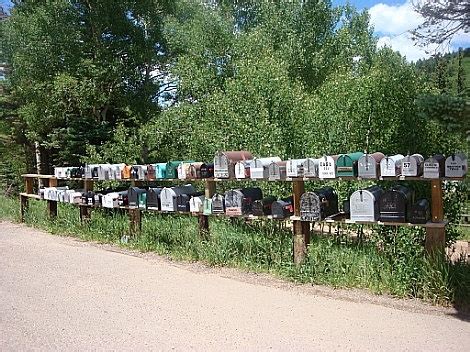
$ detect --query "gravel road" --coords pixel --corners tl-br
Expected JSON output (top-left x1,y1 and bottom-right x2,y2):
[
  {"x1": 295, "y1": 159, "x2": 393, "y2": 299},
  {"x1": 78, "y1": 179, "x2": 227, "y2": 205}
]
[{"x1": 1, "y1": 221, "x2": 469, "y2": 351}]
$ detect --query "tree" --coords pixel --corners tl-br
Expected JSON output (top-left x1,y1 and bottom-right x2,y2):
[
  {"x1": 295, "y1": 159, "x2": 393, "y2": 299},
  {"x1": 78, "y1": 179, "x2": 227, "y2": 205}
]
[
  {"x1": 411, "y1": 0, "x2": 470, "y2": 48},
  {"x1": 139, "y1": 0, "x2": 442, "y2": 164},
  {"x1": 435, "y1": 55, "x2": 450, "y2": 94},
  {"x1": 4, "y1": 0, "x2": 175, "y2": 170},
  {"x1": 457, "y1": 48, "x2": 467, "y2": 96}
]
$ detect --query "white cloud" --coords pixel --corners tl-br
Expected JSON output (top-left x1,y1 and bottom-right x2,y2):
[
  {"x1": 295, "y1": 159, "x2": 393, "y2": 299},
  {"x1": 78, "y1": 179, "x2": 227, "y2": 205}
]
[
  {"x1": 369, "y1": 1, "x2": 423, "y2": 35},
  {"x1": 377, "y1": 34, "x2": 443, "y2": 62},
  {"x1": 369, "y1": 1, "x2": 470, "y2": 62}
]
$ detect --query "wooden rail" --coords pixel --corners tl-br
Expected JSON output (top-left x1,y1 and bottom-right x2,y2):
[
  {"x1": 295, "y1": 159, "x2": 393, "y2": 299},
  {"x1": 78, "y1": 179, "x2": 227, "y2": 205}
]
[
  {"x1": 21, "y1": 174, "x2": 467, "y2": 182},
  {"x1": 20, "y1": 173, "x2": 453, "y2": 263}
]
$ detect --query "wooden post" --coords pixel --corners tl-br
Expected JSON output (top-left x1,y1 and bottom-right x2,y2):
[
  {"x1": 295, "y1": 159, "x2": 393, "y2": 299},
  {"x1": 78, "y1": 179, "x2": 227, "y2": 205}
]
[
  {"x1": 46, "y1": 177, "x2": 58, "y2": 219},
  {"x1": 20, "y1": 194, "x2": 28, "y2": 222},
  {"x1": 20, "y1": 176, "x2": 34, "y2": 223},
  {"x1": 128, "y1": 180, "x2": 143, "y2": 235},
  {"x1": 129, "y1": 208, "x2": 142, "y2": 234},
  {"x1": 199, "y1": 179, "x2": 216, "y2": 238},
  {"x1": 79, "y1": 205, "x2": 91, "y2": 223},
  {"x1": 84, "y1": 179, "x2": 94, "y2": 193},
  {"x1": 131, "y1": 180, "x2": 144, "y2": 187},
  {"x1": 80, "y1": 179, "x2": 94, "y2": 222},
  {"x1": 47, "y1": 200, "x2": 58, "y2": 220},
  {"x1": 25, "y1": 177, "x2": 34, "y2": 195},
  {"x1": 426, "y1": 179, "x2": 445, "y2": 252},
  {"x1": 292, "y1": 180, "x2": 310, "y2": 264},
  {"x1": 430, "y1": 179, "x2": 444, "y2": 222}
]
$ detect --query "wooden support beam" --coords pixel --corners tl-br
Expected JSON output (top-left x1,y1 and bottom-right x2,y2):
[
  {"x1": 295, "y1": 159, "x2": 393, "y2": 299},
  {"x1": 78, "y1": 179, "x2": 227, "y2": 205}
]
[
  {"x1": 79, "y1": 205, "x2": 91, "y2": 222},
  {"x1": 129, "y1": 208, "x2": 142, "y2": 235},
  {"x1": 292, "y1": 180, "x2": 310, "y2": 264},
  {"x1": 84, "y1": 180, "x2": 94, "y2": 193},
  {"x1": 48, "y1": 178, "x2": 58, "y2": 187},
  {"x1": 199, "y1": 179, "x2": 216, "y2": 238},
  {"x1": 128, "y1": 181, "x2": 144, "y2": 236},
  {"x1": 81, "y1": 180, "x2": 94, "y2": 222},
  {"x1": 198, "y1": 215, "x2": 210, "y2": 238},
  {"x1": 45, "y1": 177, "x2": 58, "y2": 221},
  {"x1": 426, "y1": 180, "x2": 445, "y2": 252},
  {"x1": 131, "y1": 180, "x2": 144, "y2": 187},
  {"x1": 20, "y1": 194, "x2": 28, "y2": 222},
  {"x1": 425, "y1": 225, "x2": 446, "y2": 253},
  {"x1": 430, "y1": 179, "x2": 444, "y2": 222},
  {"x1": 25, "y1": 177, "x2": 34, "y2": 195},
  {"x1": 47, "y1": 200, "x2": 58, "y2": 219}
]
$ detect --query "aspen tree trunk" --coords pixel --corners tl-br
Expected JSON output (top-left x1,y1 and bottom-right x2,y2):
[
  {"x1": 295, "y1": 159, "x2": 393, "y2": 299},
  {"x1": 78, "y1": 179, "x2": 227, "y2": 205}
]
[{"x1": 35, "y1": 141, "x2": 43, "y2": 187}]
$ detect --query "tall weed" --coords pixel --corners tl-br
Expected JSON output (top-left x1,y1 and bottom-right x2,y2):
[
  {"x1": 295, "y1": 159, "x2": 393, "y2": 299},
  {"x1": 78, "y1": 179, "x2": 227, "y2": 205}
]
[{"x1": 1, "y1": 195, "x2": 469, "y2": 306}]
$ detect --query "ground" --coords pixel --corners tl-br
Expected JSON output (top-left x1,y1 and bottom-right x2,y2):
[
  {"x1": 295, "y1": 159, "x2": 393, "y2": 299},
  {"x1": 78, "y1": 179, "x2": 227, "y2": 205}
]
[{"x1": 0, "y1": 221, "x2": 469, "y2": 351}]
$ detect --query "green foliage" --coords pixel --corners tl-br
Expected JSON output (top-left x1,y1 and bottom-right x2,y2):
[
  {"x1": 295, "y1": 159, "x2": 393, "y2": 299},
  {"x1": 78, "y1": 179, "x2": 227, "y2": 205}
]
[
  {"x1": 416, "y1": 94, "x2": 470, "y2": 146},
  {"x1": 0, "y1": 80, "x2": 31, "y2": 193},
  {"x1": 3, "y1": 0, "x2": 174, "y2": 167},
  {"x1": 457, "y1": 48, "x2": 467, "y2": 96},
  {"x1": 305, "y1": 48, "x2": 426, "y2": 155},
  {"x1": 444, "y1": 182, "x2": 470, "y2": 245},
  {"x1": 415, "y1": 48, "x2": 470, "y2": 145}
]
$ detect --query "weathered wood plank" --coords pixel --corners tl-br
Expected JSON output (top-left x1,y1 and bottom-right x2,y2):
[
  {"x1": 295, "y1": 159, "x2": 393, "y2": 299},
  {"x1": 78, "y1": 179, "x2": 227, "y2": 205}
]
[{"x1": 292, "y1": 180, "x2": 310, "y2": 264}]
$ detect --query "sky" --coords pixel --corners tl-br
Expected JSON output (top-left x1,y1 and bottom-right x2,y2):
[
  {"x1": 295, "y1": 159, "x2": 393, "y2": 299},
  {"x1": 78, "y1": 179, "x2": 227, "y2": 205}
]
[
  {"x1": 334, "y1": 0, "x2": 470, "y2": 61},
  {"x1": 2, "y1": 0, "x2": 469, "y2": 62}
]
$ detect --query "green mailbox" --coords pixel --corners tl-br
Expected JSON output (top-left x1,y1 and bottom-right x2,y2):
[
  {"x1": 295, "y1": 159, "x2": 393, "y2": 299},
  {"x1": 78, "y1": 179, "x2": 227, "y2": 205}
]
[
  {"x1": 155, "y1": 163, "x2": 167, "y2": 179},
  {"x1": 336, "y1": 152, "x2": 364, "y2": 177},
  {"x1": 164, "y1": 161, "x2": 181, "y2": 179},
  {"x1": 138, "y1": 192, "x2": 147, "y2": 210},
  {"x1": 166, "y1": 161, "x2": 194, "y2": 179},
  {"x1": 203, "y1": 198, "x2": 213, "y2": 215}
]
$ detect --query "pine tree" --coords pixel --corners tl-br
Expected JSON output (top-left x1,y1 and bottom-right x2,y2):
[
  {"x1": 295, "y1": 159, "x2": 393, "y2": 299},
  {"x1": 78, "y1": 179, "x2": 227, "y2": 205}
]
[
  {"x1": 435, "y1": 55, "x2": 450, "y2": 94},
  {"x1": 457, "y1": 48, "x2": 467, "y2": 96}
]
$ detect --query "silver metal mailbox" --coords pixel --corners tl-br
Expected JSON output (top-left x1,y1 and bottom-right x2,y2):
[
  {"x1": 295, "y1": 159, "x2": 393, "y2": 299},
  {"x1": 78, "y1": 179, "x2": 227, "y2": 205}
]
[
  {"x1": 235, "y1": 160, "x2": 253, "y2": 179},
  {"x1": 268, "y1": 161, "x2": 287, "y2": 180},
  {"x1": 401, "y1": 154, "x2": 424, "y2": 177},
  {"x1": 318, "y1": 155, "x2": 337, "y2": 179},
  {"x1": 160, "y1": 185, "x2": 197, "y2": 212},
  {"x1": 303, "y1": 158, "x2": 320, "y2": 178},
  {"x1": 445, "y1": 153, "x2": 468, "y2": 178},
  {"x1": 350, "y1": 186, "x2": 384, "y2": 222},
  {"x1": 213, "y1": 151, "x2": 253, "y2": 179},
  {"x1": 97, "y1": 164, "x2": 113, "y2": 180},
  {"x1": 423, "y1": 154, "x2": 445, "y2": 179},
  {"x1": 189, "y1": 195, "x2": 205, "y2": 213},
  {"x1": 250, "y1": 157, "x2": 281, "y2": 179},
  {"x1": 84, "y1": 164, "x2": 98, "y2": 179},
  {"x1": 380, "y1": 154, "x2": 404, "y2": 177},
  {"x1": 110, "y1": 164, "x2": 125, "y2": 180},
  {"x1": 286, "y1": 159, "x2": 306, "y2": 178},
  {"x1": 224, "y1": 188, "x2": 263, "y2": 216},
  {"x1": 358, "y1": 152, "x2": 385, "y2": 179}
]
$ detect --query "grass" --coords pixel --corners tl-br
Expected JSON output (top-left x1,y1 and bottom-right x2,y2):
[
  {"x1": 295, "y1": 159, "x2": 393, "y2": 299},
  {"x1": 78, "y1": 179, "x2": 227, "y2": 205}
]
[
  {"x1": 1, "y1": 195, "x2": 469, "y2": 307},
  {"x1": 457, "y1": 226, "x2": 470, "y2": 241}
]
